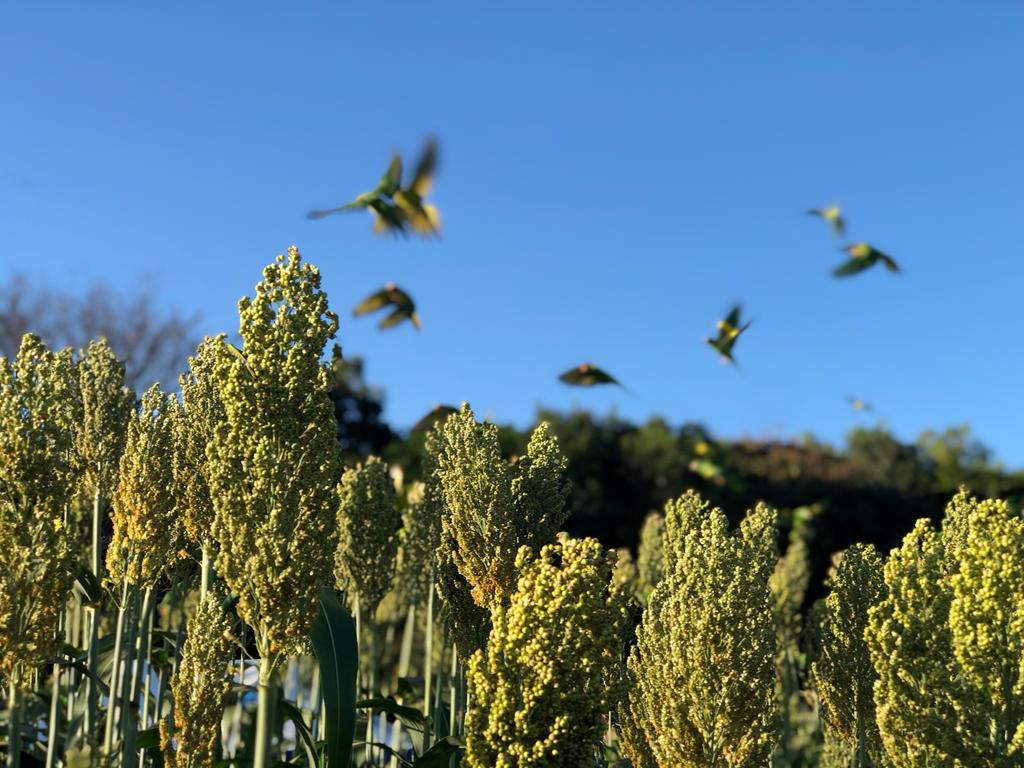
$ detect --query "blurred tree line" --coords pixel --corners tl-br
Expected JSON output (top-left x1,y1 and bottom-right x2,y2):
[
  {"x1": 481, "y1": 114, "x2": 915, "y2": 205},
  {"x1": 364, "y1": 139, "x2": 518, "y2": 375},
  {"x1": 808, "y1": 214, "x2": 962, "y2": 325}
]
[{"x1": 330, "y1": 355, "x2": 1024, "y2": 604}]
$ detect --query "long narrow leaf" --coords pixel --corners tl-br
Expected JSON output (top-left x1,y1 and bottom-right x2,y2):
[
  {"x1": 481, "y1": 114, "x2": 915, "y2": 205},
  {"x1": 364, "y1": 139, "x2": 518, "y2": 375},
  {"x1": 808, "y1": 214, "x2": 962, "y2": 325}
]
[{"x1": 309, "y1": 588, "x2": 358, "y2": 768}]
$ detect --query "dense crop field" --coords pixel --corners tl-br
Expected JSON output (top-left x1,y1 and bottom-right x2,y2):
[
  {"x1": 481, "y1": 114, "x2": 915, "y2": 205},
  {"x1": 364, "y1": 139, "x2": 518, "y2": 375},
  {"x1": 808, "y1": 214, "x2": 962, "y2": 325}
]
[{"x1": 1, "y1": 246, "x2": 1021, "y2": 768}]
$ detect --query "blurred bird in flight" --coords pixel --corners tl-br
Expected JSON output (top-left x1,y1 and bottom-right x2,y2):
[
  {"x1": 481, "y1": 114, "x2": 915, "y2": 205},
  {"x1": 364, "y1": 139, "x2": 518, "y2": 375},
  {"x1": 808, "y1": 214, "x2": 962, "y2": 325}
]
[
  {"x1": 558, "y1": 363, "x2": 623, "y2": 388},
  {"x1": 705, "y1": 305, "x2": 751, "y2": 364},
  {"x1": 353, "y1": 283, "x2": 422, "y2": 330},
  {"x1": 307, "y1": 138, "x2": 440, "y2": 236},
  {"x1": 806, "y1": 205, "x2": 845, "y2": 235},
  {"x1": 833, "y1": 243, "x2": 900, "y2": 277}
]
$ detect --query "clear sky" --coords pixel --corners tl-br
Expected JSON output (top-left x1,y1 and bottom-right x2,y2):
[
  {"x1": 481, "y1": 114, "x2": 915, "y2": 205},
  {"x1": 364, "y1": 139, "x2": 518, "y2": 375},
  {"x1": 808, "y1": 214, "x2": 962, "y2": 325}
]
[{"x1": 3, "y1": 4, "x2": 1022, "y2": 464}]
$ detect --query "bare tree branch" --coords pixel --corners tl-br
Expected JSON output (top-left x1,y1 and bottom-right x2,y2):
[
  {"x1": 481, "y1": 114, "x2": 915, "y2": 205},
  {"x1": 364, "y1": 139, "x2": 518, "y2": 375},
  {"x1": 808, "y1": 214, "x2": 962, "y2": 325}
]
[{"x1": 0, "y1": 273, "x2": 199, "y2": 392}]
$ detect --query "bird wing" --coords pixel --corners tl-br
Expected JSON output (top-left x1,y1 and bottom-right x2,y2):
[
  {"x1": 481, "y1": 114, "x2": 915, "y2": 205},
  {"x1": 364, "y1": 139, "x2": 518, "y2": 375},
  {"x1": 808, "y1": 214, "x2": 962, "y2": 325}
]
[
  {"x1": 378, "y1": 307, "x2": 410, "y2": 330},
  {"x1": 376, "y1": 154, "x2": 403, "y2": 196},
  {"x1": 879, "y1": 253, "x2": 900, "y2": 272},
  {"x1": 723, "y1": 305, "x2": 742, "y2": 332},
  {"x1": 833, "y1": 257, "x2": 873, "y2": 277},
  {"x1": 407, "y1": 138, "x2": 437, "y2": 199},
  {"x1": 352, "y1": 289, "x2": 392, "y2": 317}
]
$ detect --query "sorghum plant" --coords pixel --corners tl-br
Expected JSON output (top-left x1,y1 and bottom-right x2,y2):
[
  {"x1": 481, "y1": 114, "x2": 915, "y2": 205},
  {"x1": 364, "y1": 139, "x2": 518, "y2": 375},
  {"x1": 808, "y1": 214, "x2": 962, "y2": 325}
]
[
  {"x1": 0, "y1": 335, "x2": 80, "y2": 765},
  {"x1": 335, "y1": 455, "x2": 400, "y2": 620},
  {"x1": 206, "y1": 247, "x2": 341, "y2": 766},
  {"x1": 162, "y1": 589, "x2": 234, "y2": 768},
  {"x1": 106, "y1": 383, "x2": 185, "y2": 590},
  {"x1": 622, "y1": 492, "x2": 780, "y2": 768},
  {"x1": 173, "y1": 335, "x2": 228, "y2": 597},
  {"x1": 811, "y1": 544, "x2": 885, "y2": 766},
  {"x1": 465, "y1": 537, "x2": 630, "y2": 768}
]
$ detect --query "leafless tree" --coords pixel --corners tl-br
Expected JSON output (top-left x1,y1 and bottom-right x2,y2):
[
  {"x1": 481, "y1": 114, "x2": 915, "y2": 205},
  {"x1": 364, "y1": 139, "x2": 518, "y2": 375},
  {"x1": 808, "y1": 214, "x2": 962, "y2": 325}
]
[{"x1": 0, "y1": 274, "x2": 199, "y2": 392}]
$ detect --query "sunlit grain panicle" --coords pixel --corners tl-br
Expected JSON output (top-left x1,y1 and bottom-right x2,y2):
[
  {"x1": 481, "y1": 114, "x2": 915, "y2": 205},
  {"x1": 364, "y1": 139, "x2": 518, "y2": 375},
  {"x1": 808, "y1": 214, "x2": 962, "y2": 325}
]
[
  {"x1": 335, "y1": 455, "x2": 400, "y2": 617},
  {"x1": 106, "y1": 384, "x2": 186, "y2": 589},
  {"x1": 865, "y1": 518, "x2": 965, "y2": 767},
  {"x1": 465, "y1": 537, "x2": 630, "y2": 768},
  {"x1": 173, "y1": 335, "x2": 228, "y2": 546},
  {"x1": 811, "y1": 543, "x2": 884, "y2": 762},
  {"x1": 428, "y1": 424, "x2": 491, "y2": 654},
  {"x1": 208, "y1": 247, "x2": 342, "y2": 664},
  {"x1": 948, "y1": 491, "x2": 1024, "y2": 760},
  {"x1": 435, "y1": 405, "x2": 572, "y2": 613},
  {"x1": 0, "y1": 334, "x2": 81, "y2": 677},
  {"x1": 74, "y1": 338, "x2": 134, "y2": 503},
  {"x1": 164, "y1": 589, "x2": 234, "y2": 768},
  {"x1": 623, "y1": 495, "x2": 780, "y2": 768}
]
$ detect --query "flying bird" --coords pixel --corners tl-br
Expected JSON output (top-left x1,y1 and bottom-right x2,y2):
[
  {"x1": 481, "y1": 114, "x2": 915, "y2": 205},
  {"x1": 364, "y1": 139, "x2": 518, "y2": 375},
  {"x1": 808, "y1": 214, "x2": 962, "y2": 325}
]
[
  {"x1": 353, "y1": 283, "x2": 422, "y2": 330},
  {"x1": 558, "y1": 363, "x2": 622, "y2": 388},
  {"x1": 411, "y1": 404, "x2": 459, "y2": 433},
  {"x1": 307, "y1": 154, "x2": 403, "y2": 221},
  {"x1": 806, "y1": 205, "x2": 845, "y2": 235},
  {"x1": 307, "y1": 138, "x2": 441, "y2": 237},
  {"x1": 833, "y1": 243, "x2": 900, "y2": 277},
  {"x1": 705, "y1": 305, "x2": 751, "y2": 364}
]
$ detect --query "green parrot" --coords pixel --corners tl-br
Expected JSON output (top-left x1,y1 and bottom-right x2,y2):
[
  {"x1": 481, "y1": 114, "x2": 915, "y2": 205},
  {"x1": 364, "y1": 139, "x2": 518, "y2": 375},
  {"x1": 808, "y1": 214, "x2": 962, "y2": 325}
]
[
  {"x1": 806, "y1": 205, "x2": 845, "y2": 235},
  {"x1": 558, "y1": 363, "x2": 622, "y2": 388},
  {"x1": 833, "y1": 243, "x2": 900, "y2": 277},
  {"x1": 705, "y1": 305, "x2": 751, "y2": 364},
  {"x1": 307, "y1": 154, "x2": 403, "y2": 222},
  {"x1": 411, "y1": 404, "x2": 459, "y2": 433},
  {"x1": 393, "y1": 138, "x2": 441, "y2": 235},
  {"x1": 352, "y1": 282, "x2": 422, "y2": 330}
]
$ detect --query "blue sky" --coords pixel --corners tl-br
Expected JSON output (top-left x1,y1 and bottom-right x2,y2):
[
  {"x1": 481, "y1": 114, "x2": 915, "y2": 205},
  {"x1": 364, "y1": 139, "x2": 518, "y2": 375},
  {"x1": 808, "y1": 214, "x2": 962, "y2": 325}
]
[{"x1": 2, "y1": 4, "x2": 1022, "y2": 464}]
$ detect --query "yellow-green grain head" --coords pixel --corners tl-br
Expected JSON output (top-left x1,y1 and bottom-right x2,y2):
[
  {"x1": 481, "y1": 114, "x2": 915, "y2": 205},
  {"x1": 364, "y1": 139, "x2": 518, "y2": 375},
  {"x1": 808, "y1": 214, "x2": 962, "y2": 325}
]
[
  {"x1": 208, "y1": 247, "x2": 342, "y2": 665},
  {"x1": 335, "y1": 455, "x2": 400, "y2": 618},
  {"x1": 163, "y1": 589, "x2": 234, "y2": 768},
  {"x1": 622, "y1": 493, "x2": 780, "y2": 768},
  {"x1": 172, "y1": 335, "x2": 228, "y2": 549},
  {"x1": 106, "y1": 383, "x2": 186, "y2": 590},
  {"x1": 0, "y1": 334, "x2": 81, "y2": 679},
  {"x1": 75, "y1": 338, "x2": 134, "y2": 507},
  {"x1": 811, "y1": 543, "x2": 884, "y2": 763},
  {"x1": 465, "y1": 537, "x2": 630, "y2": 768}
]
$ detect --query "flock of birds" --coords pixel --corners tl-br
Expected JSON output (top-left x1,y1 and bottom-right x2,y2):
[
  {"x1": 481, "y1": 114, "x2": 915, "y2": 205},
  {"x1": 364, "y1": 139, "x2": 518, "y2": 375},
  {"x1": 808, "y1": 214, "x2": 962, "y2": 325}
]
[{"x1": 308, "y1": 141, "x2": 895, "y2": 428}]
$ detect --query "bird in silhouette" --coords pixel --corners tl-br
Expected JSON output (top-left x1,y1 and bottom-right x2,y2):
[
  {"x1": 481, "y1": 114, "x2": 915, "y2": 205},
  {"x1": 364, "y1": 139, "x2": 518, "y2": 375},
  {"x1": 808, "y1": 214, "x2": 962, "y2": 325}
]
[
  {"x1": 806, "y1": 205, "x2": 845, "y2": 235},
  {"x1": 307, "y1": 154, "x2": 403, "y2": 222},
  {"x1": 353, "y1": 283, "x2": 421, "y2": 330},
  {"x1": 705, "y1": 305, "x2": 751, "y2": 364},
  {"x1": 411, "y1": 404, "x2": 458, "y2": 433},
  {"x1": 834, "y1": 243, "x2": 900, "y2": 277},
  {"x1": 558, "y1": 363, "x2": 622, "y2": 388}
]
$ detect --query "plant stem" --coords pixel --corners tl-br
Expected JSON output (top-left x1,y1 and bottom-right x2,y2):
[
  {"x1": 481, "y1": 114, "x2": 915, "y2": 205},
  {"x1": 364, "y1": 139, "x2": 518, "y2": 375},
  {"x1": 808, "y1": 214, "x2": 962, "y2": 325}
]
[
  {"x1": 423, "y1": 580, "x2": 435, "y2": 750},
  {"x1": 46, "y1": 663, "x2": 61, "y2": 768},
  {"x1": 8, "y1": 674, "x2": 22, "y2": 768},
  {"x1": 253, "y1": 652, "x2": 277, "y2": 768}
]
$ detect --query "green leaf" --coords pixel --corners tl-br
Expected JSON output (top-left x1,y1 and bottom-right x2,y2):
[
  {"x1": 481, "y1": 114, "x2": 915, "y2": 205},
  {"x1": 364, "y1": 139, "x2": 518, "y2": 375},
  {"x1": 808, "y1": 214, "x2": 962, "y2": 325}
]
[
  {"x1": 277, "y1": 696, "x2": 318, "y2": 768},
  {"x1": 356, "y1": 697, "x2": 429, "y2": 731},
  {"x1": 413, "y1": 736, "x2": 464, "y2": 768},
  {"x1": 310, "y1": 587, "x2": 358, "y2": 768},
  {"x1": 74, "y1": 568, "x2": 104, "y2": 606}
]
